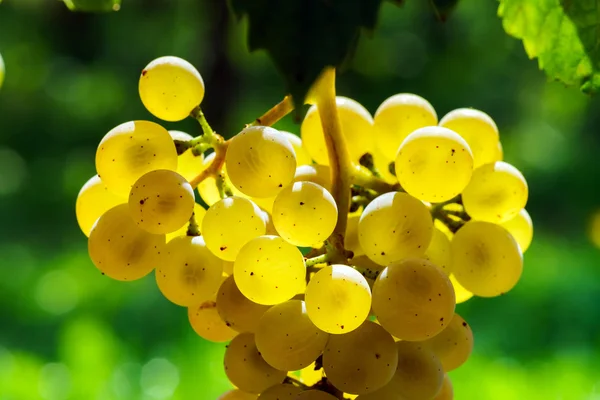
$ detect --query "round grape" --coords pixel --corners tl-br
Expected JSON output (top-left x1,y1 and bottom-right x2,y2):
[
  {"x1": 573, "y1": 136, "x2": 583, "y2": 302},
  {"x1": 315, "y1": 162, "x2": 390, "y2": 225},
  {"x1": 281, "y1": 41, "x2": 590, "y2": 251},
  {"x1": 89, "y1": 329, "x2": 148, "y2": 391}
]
[
  {"x1": 217, "y1": 276, "x2": 270, "y2": 333},
  {"x1": 424, "y1": 227, "x2": 453, "y2": 275},
  {"x1": 294, "y1": 164, "x2": 331, "y2": 191},
  {"x1": 76, "y1": 175, "x2": 125, "y2": 236},
  {"x1": 280, "y1": 131, "x2": 313, "y2": 166},
  {"x1": 169, "y1": 130, "x2": 205, "y2": 182},
  {"x1": 422, "y1": 313, "x2": 473, "y2": 372},
  {"x1": 259, "y1": 384, "x2": 303, "y2": 399},
  {"x1": 188, "y1": 297, "x2": 237, "y2": 343},
  {"x1": 500, "y1": 208, "x2": 533, "y2": 253}
]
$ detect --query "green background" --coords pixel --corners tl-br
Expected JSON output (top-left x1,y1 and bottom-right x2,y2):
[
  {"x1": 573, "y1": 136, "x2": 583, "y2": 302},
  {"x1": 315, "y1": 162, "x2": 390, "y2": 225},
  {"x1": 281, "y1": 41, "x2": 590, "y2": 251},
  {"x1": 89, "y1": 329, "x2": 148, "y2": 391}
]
[{"x1": 1, "y1": 1, "x2": 599, "y2": 399}]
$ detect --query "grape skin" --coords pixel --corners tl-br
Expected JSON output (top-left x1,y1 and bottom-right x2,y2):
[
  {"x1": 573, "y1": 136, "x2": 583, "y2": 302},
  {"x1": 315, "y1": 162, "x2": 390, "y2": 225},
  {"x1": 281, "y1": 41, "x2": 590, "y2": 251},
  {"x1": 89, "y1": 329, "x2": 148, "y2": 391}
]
[
  {"x1": 128, "y1": 169, "x2": 195, "y2": 234},
  {"x1": 358, "y1": 192, "x2": 433, "y2": 265},
  {"x1": 434, "y1": 374, "x2": 454, "y2": 400},
  {"x1": 500, "y1": 208, "x2": 533, "y2": 253},
  {"x1": 188, "y1": 297, "x2": 237, "y2": 343},
  {"x1": 234, "y1": 236, "x2": 306, "y2": 305},
  {"x1": 224, "y1": 333, "x2": 286, "y2": 394},
  {"x1": 293, "y1": 164, "x2": 332, "y2": 192},
  {"x1": 422, "y1": 313, "x2": 473, "y2": 372},
  {"x1": 168, "y1": 130, "x2": 205, "y2": 182},
  {"x1": 155, "y1": 236, "x2": 223, "y2": 307},
  {"x1": 218, "y1": 389, "x2": 257, "y2": 400},
  {"x1": 450, "y1": 274, "x2": 473, "y2": 304},
  {"x1": 372, "y1": 258, "x2": 456, "y2": 341},
  {"x1": 259, "y1": 383, "x2": 303, "y2": 399},
  {"x1": 216, "y1": 276, "x2": 270, "y2": 333},
  {"x1": 165, "y1": 203, "x2": 206, "y2": 242},
  {"x1": 280, "y1": 131, "x2": 313, "y2": 166},
  {"x1": 226, "y1": 126, "x2": 297, "y2": 198},
  {"x1": 76, "y1": 175, "x2": 125, "y2": 237},
  {"x1": 95, "y1": 120, "x2": 177, "y2": 196},
  {"x1": 88, "y1": 204, "x2": 165, "y2": 281},
  {"x1": 424, "y1": 227, "x2": 453, "y2": 275},
  {"x1": 139, "y1": 56, "x2": 205, "y2": 122}
]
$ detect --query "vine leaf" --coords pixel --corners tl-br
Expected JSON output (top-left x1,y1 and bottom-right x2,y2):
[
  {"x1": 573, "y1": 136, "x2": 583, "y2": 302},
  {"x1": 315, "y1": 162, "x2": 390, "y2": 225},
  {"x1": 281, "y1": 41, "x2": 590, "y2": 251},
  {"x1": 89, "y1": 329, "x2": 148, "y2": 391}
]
[
  {"x1": 229, "y1": 0, "x2": 385, "y2": 109},
  {"x1": 498, "y1": 0, "x2": 600, "y2": 94},
  {"x1": 63, "y1": 0, "x2": 121, "y2": 12}
]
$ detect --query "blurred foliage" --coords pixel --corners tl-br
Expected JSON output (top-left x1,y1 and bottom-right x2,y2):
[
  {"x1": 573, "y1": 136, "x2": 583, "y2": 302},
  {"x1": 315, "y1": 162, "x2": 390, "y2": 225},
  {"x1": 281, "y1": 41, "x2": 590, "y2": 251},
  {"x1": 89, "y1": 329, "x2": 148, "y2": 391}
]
[
  {"x1": 63, "y1": 0, "x2": 121, "y2": 12},
  {"x1": 1, "y1": 0, "x2": 600, "y2": 399}
]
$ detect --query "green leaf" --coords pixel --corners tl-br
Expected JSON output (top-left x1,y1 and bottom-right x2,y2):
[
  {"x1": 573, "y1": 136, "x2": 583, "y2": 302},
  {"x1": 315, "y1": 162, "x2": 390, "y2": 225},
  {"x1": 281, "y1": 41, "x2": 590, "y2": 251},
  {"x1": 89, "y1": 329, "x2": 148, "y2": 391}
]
[
  {"x1": 429, "y1": 0, "x2": 461, "y2": 21},
  {"x1": 229, "y1": 0, "x2": 384, "y2": 108},
  {"x1": 63, "y1": 0, "x2": 121, "y2": 12},
  {"x1": 498, "y1": 0, "x2": 600, "y2": 94}
]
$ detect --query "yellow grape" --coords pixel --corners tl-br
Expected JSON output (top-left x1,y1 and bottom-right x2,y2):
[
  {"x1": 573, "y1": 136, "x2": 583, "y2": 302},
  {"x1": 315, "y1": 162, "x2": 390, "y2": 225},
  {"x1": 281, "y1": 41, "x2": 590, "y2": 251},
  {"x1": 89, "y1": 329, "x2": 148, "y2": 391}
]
[
  {"x1": 372, "y1": 258, "x2": 455, "y2": 341},
  {"x1": 226, "y1": 126, "x2": 297, "y2": 198},
  {"x1": 88, "y1": 204, "x2": 165, "y2": 281},
  {"x1": 356, "y1": 342, "x2": 443, "y2": 400},
  {"x1": 280, "y1": 131, "x2": 313, "y2": 166},
  {"x1": 139, "y1": 56, "x2": 205, "y2": 122},
  {"x1": 76, "y1": 175, "x2": 125, "y2": 236},
  {"x1": 96, "y1": 121, "x2": 177, "y2": 196},
  {"x1": 373, "y1": 93, "x2": 438, "y2": 161},
  {"x1": 218, "y1": 389, "x2": 257, "y2": 400},
  {"x1": 345, "y1": 214, "x2": 363, "y2": 257},
  {"x1": 323, "y1": 320, "x2": 398, "y2": 394},
  {"x1": 197, "y1": 153, "x2": 226, "y2": 206},
  {"x1": 451, "y1": 221, "x2": 523, "y2": 297},
  {"x1": 217, "y1": 275, "x2": 270, "y2": 333},
  {"x1": 272, "y1": 182, "x2": 337, "y2": 247},
  {"x1": 301, "y1": 96, "x2": 375, "y2": 165},
  {"x1": 259, "y1": 210, "x2": 278, "y2": 236},
  {"x1": 305, "y1": 264, "x2": 371, "y2": 334},
  {"x1": 223, "y1": 261, "x2": 234, "y2": 276},
  {"x1": 462, "y1": 161, "x2": 528, "y2": 223},
  {"x1": 294, "y1": 164, "x2": 332, "y2": 192},
  {"x1": 439, "y1": 108, "x2": 499, "y2": 168},
  {"x1": 234, "y1": 236, "x2": 306, "y2": 305},
  {"x1": 395, "y1": 126, "x2": 473, "y2": 202},
  {"x1": 372, "y1": 149, "x2": 398, "y2": 184},
  {"x1": 358, "y1": 192, "x2": 433, "y2": 265},
  {"x1": 297, "y1": 362, "x2": 324, "y2": 386},
  {"x1": 434, "y1": 374, "x2": 454, "y2": 400},
  {"x1": 450, "y1": 274, "x2": 473, "y2": 304},
  {"x1": 434, "y1": 218, "x2": 454, "y2": 241},
  {"x1": 296, "y1": 391, "x2": 338, "y2": 400},
  {"x1": 155, "y1": 236, "x2": 223, "y2": 306},
  {"x1": 224, "y1": 333, "x2": 286, "y2": 394},
  {"x1": 259, "y1": 383, "x2": 303, "y2": 399},
  {"x1": 202, "y1": 196, "x2": 266, "y2": 261},
  {"x1": 422, "y1": 313, "x2": 473, "y2": 372},
  {"x1": 424, "y1": 227, "x2": 453, "y2": 275},
  {"x1": 128, "y1": 170, "x2": 195, "y2": 234},
  {"x1": 165, "y1": 203, "x2": 207, "y2": 242},
  {"x1": 493, "y1": 141, "x2": 504, "y2": 162},
  {"x1": 169, "y1": 130, "x2": 205, "y2": 181},
  {"x1": 500, "y1": 208, "x2": 533, "y2": 253},
  {"x1": 188, "y1": 298, "x2": 237, "y2": 343},
  {"x1": 255, "y1": 300, "x2": 329, "y2": 371}
]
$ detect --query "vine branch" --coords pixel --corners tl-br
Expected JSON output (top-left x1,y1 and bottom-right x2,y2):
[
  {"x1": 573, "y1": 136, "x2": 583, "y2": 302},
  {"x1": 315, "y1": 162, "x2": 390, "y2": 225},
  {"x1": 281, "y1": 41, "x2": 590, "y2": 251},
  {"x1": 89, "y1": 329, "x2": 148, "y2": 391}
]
[{"x1": 249, "y1": 95, "x2": 294, "y2": 127}]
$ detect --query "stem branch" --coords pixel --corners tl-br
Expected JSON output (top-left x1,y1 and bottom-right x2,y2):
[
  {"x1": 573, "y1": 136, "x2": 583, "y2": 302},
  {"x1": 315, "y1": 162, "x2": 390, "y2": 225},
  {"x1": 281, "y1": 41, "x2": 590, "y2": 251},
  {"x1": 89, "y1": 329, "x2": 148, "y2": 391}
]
[
  {"x1": 305, "y1": 253, "x2": 331, "y2": 267},
  {"x1": 250, "y1": 95, "x2": 294, "y2": 127}
]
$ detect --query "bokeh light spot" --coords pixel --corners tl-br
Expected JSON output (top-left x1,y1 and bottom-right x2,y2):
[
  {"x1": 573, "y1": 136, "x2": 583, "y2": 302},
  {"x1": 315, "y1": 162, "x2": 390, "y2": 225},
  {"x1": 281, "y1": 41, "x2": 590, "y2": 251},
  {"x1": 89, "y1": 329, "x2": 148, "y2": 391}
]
[{"x1": 140, "y1": 358, "x2": 179, "y2": 399}]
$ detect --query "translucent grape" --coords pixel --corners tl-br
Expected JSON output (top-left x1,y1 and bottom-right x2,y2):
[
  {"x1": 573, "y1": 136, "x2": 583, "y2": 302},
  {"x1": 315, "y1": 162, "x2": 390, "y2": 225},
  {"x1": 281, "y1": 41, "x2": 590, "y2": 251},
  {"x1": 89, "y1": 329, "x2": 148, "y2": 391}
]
[
  {"x1": 129, "y1": 170, "x2": 195, "y2": 234},
  {"x1": 356, "y1": 342, "x2": 443, "y2": 400},
  {"x1": 439, "y1": 108, "x2": 499, "y2": 168},
  {"x1": 96, "y1": 121, "x2": 177, "y2": 196},
  {"x1": 301, "y1": 97, "x2": 375, "y2": 165},
  {"x1": 395, "y1": 126, "x2": 473, "y2": 202},
  {"x1": 76, "y1": 175, "x2": 125, "y2": 236},
  {"x1": 259, "y1": 383, "x2": 303, "y2": 400},
  {"x1": 188, "y1": 297, "x2": 237, "y2": 343},
  {"x1": 226, "y1": 126, "x2": 296, "y2": 198},
  {"x1": 434, "y1": 374, "x2": 454, "y2": 400},
  {"x1": 500, "y1": 208, "x2": 533, "y2": 253},
  {"x1": 169, "y1": 130, "x2": 205, "y2": 181},
  {"x1": 234, "y1": 236, "x2": 306, "y2": 305},
  {"x1": 197, "y1": 153, "x2": 227, "y2": 206},
  {"x1": 165, "y1": 203, "x2": 207, "y2": 242},
  {"x1": 217, "y1": 276, "x2": 270, "y2": 333},
  {"x1": 218, "y1": 389, "x2": 257, "y2": 400},
  {"x1": 345, "y1": 214, "x2": 363, "y2": 257},
  {"x1": 372, "y1": 258, "x2": 455, "y2": 341},
  {"x1": 305, "y1": 264, "x2": 371, "y2": 334},
  {"x1": 280, "y1": 131, "x2": 312, "y2": 166},
  {"x1": 297, "y1": 362, "x2": 324, "y2": 386},
  {"x1": 323, "y1": 320, "x2": 398, "y2": 394},
  {"x1": 272, "y1": 182, "x2": 337, "y2": 247},
  {"x1": 224, "y1": 333, "x2": 286, "y2": 394},
  {"x1": 424, "y1": 227, "x2": 452, "y2": 275},
  {"x1": 462, "y1": 161, "x2": 528, "y2": 223},
  {"x1": 372, "y1": 149, "x2": 398, "y2": 185},
  {"x1": 139, "y1": 56, "x2": 205, "y2": 122},
  {"x1": 451, "y1": 221, "x2": 523, "y2": 297},
  {"x1": 296, "y1": 391, "x2": 338, "y2": 400},
  {"x1": 493, "y1": 141, "x2": 504, "y2": 162},
  {"x1": 255, "y1": 300, "x2": 329, "y2": 371},
  {"x1": 450, "y1": 274, "x2": 473, "y2": 304},
  {"x1": 358, "y1": 192, "x2": 433, "y2": 265},
  {"x1": 373, "y1": 93, "x2": 438, "y2": 161},
  {"x1": 294, "y1": 164, "x2": 331, "y2": 192},
  {"x1": 202, "y1": 196, "x2": 266, "y2": 261},
  {"x1": 422, "y1": 313, "x2": 473, "y2": 372},
  {"x1": 88, "y1": 204, "x2": 165, "y2": 281},
  {"x1": 155, "y1": 236, "x2": 223, "y2": 306}
]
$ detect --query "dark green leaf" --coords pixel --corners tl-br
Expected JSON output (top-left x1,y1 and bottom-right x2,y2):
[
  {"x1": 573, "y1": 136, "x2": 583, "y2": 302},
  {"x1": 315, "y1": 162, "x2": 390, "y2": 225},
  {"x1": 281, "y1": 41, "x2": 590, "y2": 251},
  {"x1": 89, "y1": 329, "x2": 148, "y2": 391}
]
[
  {"x1": 63, "y1": 0, "x2": 121, "y2": 12},
  {"x1": 429, "y1": 0, "x2": 460, "y2": 21},
  {"x1": 499, "y1": 0, "x2": 600, "y2": 94},
  {"x1": 229, "y1": 0, "x2": 384, "y2": 108}
]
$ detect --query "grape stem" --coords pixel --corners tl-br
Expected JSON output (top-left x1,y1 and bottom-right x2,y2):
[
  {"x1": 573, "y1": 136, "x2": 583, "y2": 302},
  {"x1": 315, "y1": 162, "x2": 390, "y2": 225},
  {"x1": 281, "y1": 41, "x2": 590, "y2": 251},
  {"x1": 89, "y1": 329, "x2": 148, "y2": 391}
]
[
  {"x1": 351, "y1": 164, "x2": 399, "y2": 193},
  {"x1": 305, "y1": 253, "x2": 331, "y2": 267},
  {"x1": 190, "y1": 105, "x2": 216, "y2": 140},
  {"x1": 189, "y1": 140, "x2": 229, "y2": 188},
  {"x1": 186, "y1": 212, "x2": 201, "y2": 236},
  {"x1": 249, "y1": 95, "x2": 294, "y2": 127},
  {"x1": 284, "y1": 376, "x2": 310, "y2": 390}
]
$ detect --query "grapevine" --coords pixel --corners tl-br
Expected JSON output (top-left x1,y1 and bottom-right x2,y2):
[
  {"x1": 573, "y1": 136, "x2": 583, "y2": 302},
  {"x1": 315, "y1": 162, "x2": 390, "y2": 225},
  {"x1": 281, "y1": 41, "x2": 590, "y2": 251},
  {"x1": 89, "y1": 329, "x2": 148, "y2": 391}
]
[{"x1": 75, "y1": 55, "x2": 533, "y2": 399}]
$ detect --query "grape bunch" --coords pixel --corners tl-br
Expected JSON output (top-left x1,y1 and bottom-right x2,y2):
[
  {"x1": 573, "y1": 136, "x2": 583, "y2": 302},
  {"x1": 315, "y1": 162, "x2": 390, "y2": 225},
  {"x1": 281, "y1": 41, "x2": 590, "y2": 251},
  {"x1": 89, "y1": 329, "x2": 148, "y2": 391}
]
[{"x1": 75, "y1": 56, "x2": 533, "y2": 400}]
